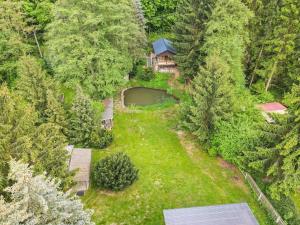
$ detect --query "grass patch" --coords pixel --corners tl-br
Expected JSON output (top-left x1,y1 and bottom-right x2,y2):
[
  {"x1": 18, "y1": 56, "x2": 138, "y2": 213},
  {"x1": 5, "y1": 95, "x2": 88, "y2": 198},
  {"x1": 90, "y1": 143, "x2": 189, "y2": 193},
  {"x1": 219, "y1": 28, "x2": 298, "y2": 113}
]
[{"x1": 83, "y1": 108, "x2": 273, "y2": 225}]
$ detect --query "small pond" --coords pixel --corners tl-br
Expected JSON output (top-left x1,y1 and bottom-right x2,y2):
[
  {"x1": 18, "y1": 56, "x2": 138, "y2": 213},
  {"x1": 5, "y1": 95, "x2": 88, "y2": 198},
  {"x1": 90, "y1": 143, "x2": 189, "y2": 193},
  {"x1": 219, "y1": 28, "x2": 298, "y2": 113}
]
[{"x1": 123, "y1": 87, "x2": 177, "y2": 107}]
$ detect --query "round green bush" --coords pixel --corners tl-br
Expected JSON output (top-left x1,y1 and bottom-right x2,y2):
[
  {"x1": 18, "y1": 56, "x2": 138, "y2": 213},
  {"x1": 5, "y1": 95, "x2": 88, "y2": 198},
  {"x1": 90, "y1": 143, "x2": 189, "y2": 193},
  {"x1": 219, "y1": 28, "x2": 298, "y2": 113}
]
[
  {"x1": 93, "y1": 152, "x2": 138, "y2": 191},
  {"x1": 90, "y1": 128, "x2": 113, "y2": 149}
]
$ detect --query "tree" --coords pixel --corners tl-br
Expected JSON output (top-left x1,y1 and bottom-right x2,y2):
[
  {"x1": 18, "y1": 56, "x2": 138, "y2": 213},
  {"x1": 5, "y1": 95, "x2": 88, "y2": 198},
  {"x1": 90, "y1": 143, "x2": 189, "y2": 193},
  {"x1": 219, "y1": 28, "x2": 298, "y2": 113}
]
[
  {"x1": 203, "y1": 0, "x2": 253, "y2": 88},
  {"x1": 186, "y1": 56, "x2": 233, "y2": 147},
  {"x1": 0, "y1": 0, "x2": 32, "y2": 85},
  {"x1": 45, "y1": 0, "x2": 146, "y2": 98},
  {"x1": 245, "y1": 83, "x2": 300, "y2": 199},
  {"x1": 68, "y1": 87, "x2": 95, "y2": 146},
  {"x1": 16, "y1": 55, "x2": 67, "y2": 128},
  {"x1": 244, "y1": 0, "x2": 300, "y2": 93},
  {"x1": 93, "y1": 152, "x2": 139, "y2": 191},
  {"x1": 0, "y1": 160, "x2": 95, "y2": 225},
  {"x1": 0, "y1": 85, "x2": 71, "y2": 190},
  {"x1": 173, "y1": 0, "x2": 215, "y2": 81},
  {"x1": 141, "y1": 0, "x2": 179, "y2": 32}
]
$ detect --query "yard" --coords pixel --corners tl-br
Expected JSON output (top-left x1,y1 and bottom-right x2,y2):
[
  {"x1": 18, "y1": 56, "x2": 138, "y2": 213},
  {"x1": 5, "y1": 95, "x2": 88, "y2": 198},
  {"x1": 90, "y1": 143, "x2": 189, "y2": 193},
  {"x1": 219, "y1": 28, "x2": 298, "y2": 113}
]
[{"x1": 82, "y1": 107, "x2": 273, "y2": 224}]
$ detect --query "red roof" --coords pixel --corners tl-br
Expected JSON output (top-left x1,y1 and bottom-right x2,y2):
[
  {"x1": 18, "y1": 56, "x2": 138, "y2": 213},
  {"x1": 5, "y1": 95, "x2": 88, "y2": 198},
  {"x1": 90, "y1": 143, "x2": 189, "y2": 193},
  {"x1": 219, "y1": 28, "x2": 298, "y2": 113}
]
[{"x1": 257, "y1": 102, "x2": 287, "y2": 113}]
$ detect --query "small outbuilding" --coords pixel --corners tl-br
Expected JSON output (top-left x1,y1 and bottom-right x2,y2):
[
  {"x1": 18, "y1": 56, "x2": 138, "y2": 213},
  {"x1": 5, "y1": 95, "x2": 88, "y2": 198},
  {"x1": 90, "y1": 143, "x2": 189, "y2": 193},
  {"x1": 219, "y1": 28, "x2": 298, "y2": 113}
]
[
  {"x1": 163, "y1": 203, "x2": 259, "y2": 225},
  {"x1": 68, "y1": 147, "x2": 92, "y2": 195},
  {"x1": 101, "y1": 98, "x2": 113, "y2": 130},
  {"x1": 149, "y1": 38, "x2": 179, "y2": 76},
  {"x1": 257, "y1": 102, "x2": 287, "y2": 123}
]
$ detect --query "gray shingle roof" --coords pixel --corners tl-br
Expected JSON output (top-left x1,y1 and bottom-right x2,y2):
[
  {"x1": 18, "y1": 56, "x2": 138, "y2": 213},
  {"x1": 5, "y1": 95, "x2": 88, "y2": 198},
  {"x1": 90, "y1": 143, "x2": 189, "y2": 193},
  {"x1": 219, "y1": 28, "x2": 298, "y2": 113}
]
[
  {"x1": 163, "y1": 203, "x2": 259, "y2": 225},
  {"x1": 152, "y1": 38, "x2": 176, "y2": 56}
]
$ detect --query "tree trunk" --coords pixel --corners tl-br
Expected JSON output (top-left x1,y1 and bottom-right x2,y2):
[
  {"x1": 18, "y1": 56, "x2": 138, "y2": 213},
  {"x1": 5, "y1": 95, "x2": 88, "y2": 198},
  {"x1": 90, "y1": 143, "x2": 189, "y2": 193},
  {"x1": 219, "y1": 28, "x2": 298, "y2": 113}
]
[
  {"x1": 34, "y1": 30, "x2": 43, "y2": 58},
  {"x1": 265, "y1": 61, "x2": 278, "y2": 92},
  {"x1": 249, "y1": 46, "x2": 264, "y2": 87}
]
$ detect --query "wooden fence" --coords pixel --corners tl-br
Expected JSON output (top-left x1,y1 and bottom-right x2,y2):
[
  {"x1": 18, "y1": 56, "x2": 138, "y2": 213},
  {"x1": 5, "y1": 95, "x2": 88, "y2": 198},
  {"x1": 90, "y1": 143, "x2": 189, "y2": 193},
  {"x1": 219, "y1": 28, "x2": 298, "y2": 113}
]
[{"x1": 240, "y1": 170, "x2": 287, "y2": 225}]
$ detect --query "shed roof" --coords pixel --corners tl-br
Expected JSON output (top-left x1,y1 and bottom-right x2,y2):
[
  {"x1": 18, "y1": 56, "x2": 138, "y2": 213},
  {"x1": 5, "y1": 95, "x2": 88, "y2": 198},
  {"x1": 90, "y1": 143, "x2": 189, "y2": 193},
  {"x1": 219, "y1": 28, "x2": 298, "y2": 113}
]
[
  {"x1": 152, "y1": 38, "x2": 176, "y2": 56},
  {"x1": 257, "y1": 102, "x2": 287, "y2": 113},
  {"x1": 163, "y1": 203, "x2": 259, "y2": 225},
  {"x1": 102, "y1": 98, "x2": 113, "y2": 121},
  {"x1": 69, "y1": 148, "x2": 91, "y2": 192}
]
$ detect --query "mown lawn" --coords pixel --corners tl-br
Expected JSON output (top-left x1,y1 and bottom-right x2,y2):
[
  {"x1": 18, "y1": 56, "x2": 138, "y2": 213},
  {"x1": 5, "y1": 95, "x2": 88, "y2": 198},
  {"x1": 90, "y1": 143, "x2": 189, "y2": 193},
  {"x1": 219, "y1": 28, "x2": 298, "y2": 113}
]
[{"x1": 82, "y1": 108, "x2": 273, "y2": 225}]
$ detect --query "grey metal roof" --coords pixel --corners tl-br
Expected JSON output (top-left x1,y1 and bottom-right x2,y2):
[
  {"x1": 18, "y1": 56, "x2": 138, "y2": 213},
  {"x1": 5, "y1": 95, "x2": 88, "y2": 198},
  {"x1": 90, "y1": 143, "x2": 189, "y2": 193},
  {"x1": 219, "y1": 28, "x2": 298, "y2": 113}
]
[
  {"x1": 102, "y1": 98, "x2": 113, "y2": 121},
  {"x1": 152, "y1": 38, "x2": 176, "y2": 56},
  {"x1": 163, "y1": 203, "x2": 259, "y2": 225}
]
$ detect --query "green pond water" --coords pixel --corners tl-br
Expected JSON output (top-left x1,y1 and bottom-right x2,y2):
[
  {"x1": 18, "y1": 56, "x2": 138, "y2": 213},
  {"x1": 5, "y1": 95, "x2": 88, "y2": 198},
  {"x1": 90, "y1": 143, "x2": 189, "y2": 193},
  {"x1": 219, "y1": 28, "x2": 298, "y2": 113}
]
[{"x1": 123, "y1": 87, "x2": 177, "y2": 107}]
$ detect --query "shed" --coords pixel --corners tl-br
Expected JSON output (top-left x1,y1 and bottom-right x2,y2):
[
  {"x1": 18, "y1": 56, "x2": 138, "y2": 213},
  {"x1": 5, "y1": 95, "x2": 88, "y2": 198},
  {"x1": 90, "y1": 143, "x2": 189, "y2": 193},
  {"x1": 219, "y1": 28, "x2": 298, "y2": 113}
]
[
  {"x1": 257, "y1": 102, "x2": 287, "y2": 123},
  {"x1": 101, "y1": 98, "x2": 113, "y2": 130},
  {"x1": 68, "y1": 148, "x2": 91, "y2": 195},
  {"x1": 163, "y1": 203, "x2": 259, "y2": 225}
]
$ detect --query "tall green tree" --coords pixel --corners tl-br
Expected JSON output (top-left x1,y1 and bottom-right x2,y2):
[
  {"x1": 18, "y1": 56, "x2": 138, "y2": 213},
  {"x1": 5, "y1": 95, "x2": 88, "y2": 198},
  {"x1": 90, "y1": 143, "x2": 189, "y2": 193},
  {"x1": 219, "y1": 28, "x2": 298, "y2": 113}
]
[
  {"x1": 141, "y1": 0, "x2": 178, "y2": 32},
  {"x1": 0, "y1": 85, "x2": 71, "y2": 190},
  {"x1": 0, "y1": 160, "x2": 94, "y2": 225},
  {"x1": 245, "y1": 0, "x2": 300, "y2": 93},
  {"x1": 186, "y1": 56, "x2": 233, "y2": 147},
  {"x1": 68, "y1": 87, "x2": 95, "y2": 146},
  {"x1": 16, "y1": 55, "x2": 67, "y2": 129},
  {"x1": 245, "y1": 83, "x2": 300, "y2": 199},
  {"x1": 0, "y1": 0, "x2": 32, "y2": 85},
  {"x1": 173, "y1": 0, "x2": 215, "y2": 81},
  {"x1": 203, "y1": 0, "x2": 253, "y2": 88},
  {"x1": 45, "y1": 0, "x2": 146, "y2": 98}
]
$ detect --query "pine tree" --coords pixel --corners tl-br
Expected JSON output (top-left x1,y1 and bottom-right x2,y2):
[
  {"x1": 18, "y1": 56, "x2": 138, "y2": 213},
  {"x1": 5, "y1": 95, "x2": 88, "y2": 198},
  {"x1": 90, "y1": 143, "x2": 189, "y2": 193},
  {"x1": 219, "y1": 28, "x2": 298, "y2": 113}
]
[
  {"x1": 0, "y1": 85, "x2": 71, "y2": 191},
  {"x1": 31, "y1": 122, "x2": 72, "y2": 188},
  {"x1": 187, "y1": 55, "x2": 233, "y2": 147},
  {"x1": 173, "y1": 0, "x2": 215, "y2": 81},
  {"x1": 245, "y1": 0, "x2": 300, "y2": 92},
  {"x1": 68, "y1": 87, "x2": 95, "y2": 146},
  {"x1": 245, "y1": 83, "x2": 300, "y2": 199},
  {"x1": 203, "y1": 0, "x2": 253, "y2": 87},
  {"x1": 0, "y1": 160, "x2": 95, "y2": 225},
  {"x1": 0, "y1": 85, "x2": 36, "y2": 184},
  {"x1": 0, "y1": 0, "x2": 32, "y2": 85},
  {"x1": 16, "y1": 55, "x2": 67, "y2": 128},
  {"x1": 45, "y1": 0, "x2": 146, "y2": 98}
]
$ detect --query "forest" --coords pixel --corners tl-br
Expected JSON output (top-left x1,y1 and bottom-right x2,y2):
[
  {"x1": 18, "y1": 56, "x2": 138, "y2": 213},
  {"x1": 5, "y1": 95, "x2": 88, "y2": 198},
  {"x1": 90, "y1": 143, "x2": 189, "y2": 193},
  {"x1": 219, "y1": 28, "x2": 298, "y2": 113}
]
[{"x1": 0, "y1": 0, "x2": 299, "y2": 224}]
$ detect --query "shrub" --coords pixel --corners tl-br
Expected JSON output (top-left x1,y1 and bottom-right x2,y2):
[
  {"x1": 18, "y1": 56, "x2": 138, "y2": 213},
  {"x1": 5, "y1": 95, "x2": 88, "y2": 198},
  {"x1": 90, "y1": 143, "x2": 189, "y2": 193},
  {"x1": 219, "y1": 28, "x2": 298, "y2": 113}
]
[
  {"x1": 136, "y1": 66, "x2": 154, "y2": 81},
  {"x1": 93, "y1": 152, "x2": 138, "y2": 191},
  {"x1": 90, "y1": 128, "x2": 113, "y2": 149}
]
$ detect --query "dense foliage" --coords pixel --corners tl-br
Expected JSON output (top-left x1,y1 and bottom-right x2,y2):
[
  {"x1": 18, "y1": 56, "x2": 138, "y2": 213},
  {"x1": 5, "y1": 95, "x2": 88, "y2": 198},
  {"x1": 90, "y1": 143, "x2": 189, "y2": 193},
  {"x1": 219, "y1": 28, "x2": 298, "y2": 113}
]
[
  {"x1": 90, "y1": 129, "x2": 114, "y2": 149},
  {"x1": 45, "y1": 0, "x2": 146, "y2": 98},
  {"x1": 93, "y1": 152, "x2": 139, "y2": 191},
  {"x1": 141, "y1": 0, "x2": 178, "y2": 32},
  {"x1": 0, "y1": 160, "x2": 94, "y2": 225},
  {"x1": 173, "y1": 0, "x2": 215, "y2": 81}
]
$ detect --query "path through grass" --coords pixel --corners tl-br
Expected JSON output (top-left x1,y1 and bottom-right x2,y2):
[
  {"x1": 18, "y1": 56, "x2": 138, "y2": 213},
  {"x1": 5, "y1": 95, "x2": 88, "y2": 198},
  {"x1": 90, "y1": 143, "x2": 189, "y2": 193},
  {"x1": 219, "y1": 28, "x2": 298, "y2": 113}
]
[{"x1": 83, "y1": 108, "x2": 272, "y2": 225}]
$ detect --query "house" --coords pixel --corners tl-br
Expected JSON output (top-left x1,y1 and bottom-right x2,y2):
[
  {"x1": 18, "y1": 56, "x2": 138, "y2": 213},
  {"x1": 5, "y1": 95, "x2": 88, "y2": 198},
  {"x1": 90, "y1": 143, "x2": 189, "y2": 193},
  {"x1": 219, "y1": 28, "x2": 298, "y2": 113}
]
[
  {"x1": 163, "y1": 203, "x2": 259, "y2": 225},
  {"x1": 101, "y1": 98, "x2": 113, "y2": 130},
  {"x1": 149, "y1": 38, "x2": 179, "y2": 76},
  {"x1": 257, "y1": 102, "x2": 287, "y2": 123}
]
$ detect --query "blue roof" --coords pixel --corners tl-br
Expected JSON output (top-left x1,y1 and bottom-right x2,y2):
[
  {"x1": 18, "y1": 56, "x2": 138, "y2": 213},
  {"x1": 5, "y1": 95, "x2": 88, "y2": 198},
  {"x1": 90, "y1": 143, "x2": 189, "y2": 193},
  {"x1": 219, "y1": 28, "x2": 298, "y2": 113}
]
[{"x1": 152, "y1": 38, "x2": 176, "y2": 55}]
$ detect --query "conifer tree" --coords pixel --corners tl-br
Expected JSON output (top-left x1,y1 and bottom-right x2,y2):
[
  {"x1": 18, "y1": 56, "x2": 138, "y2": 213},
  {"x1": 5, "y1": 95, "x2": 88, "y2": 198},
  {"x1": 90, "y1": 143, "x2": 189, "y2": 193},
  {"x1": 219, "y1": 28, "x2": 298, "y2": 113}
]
[
  {"x1": 187, "y1": 56, "x2": 233, "y2": 147},
  {"x1": 0, "y1": 0, "x2": 32, "y2": 85},
  {"x1": 0, "y1": 160, "x2": 95, "y2": 225},
  {"x1": 16, "y1": 55, "x2": 67, "y2": 128},
  {"x1": 245, "y1": 0, "x2": 300, "y2": 92},
  {"x1": 245, "y1": 83, "x2": 300, "y2": 199},
  {"x1": 203, "y1": 0, "x2": 252, "y2": 87},
  {"x1": 68, "y1": 87, "x2": 95, "y2": 146},
  {"x1": 173, "y1": 0, "x2": 215, "y2": 81}
]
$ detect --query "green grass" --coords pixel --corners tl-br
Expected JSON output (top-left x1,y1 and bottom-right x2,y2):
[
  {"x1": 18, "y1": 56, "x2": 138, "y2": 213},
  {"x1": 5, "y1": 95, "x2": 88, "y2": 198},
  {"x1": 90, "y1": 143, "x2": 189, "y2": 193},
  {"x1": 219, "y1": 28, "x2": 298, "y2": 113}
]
[{"x1": 83, "y1": 108, "x2": 273, "y2": 225}]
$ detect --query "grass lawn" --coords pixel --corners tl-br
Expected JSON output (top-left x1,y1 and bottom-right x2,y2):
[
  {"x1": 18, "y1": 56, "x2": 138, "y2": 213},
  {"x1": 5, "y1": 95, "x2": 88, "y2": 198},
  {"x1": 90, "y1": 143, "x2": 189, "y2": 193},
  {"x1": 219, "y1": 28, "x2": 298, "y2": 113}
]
[{"x1": 82, "y1": 107, "x2": 273, "y2": 225}]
